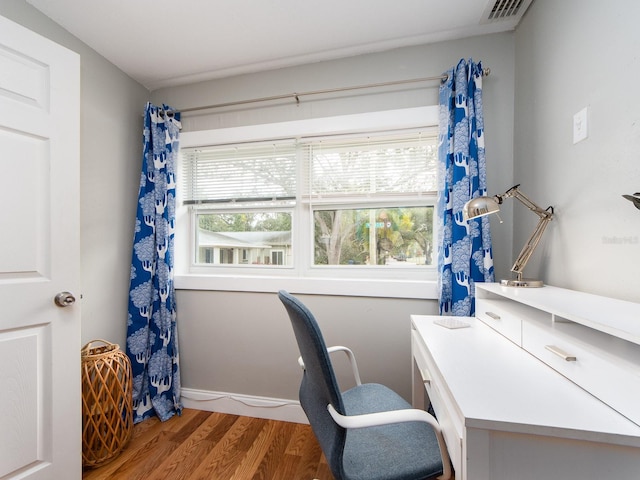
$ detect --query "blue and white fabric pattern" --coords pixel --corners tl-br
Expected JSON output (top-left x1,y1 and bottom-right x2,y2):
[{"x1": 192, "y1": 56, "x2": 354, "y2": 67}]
[
  {"x1": 437, "y1": 59, "x2": 494, "y2": 316},
  {"x1": 126, "y1": 102, "x2": 182, "y2": 423}
]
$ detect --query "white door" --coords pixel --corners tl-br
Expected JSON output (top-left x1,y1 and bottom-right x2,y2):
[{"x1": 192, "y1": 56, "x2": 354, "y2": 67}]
[{"x1": 0, "y1": 14, "x2": 81, "y2": 479}]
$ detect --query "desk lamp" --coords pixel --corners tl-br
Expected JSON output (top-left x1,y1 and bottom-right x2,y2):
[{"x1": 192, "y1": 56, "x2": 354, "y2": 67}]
[
  {"x1": 623, "y1": 192, "x2": 640, "y2": 210},
  {"x1": 463, "y1": 184, "x2": 554, "y2": 287}
]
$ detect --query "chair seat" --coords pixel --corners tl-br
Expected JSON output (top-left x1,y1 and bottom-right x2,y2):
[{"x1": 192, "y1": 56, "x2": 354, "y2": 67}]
[{"x1": 341, "y1": 383, "x2": 444, "y2": 480}]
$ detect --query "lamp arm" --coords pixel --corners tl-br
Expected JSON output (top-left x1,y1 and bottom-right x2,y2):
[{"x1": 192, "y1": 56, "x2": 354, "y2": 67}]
[
  {"x1": 499, "y1": 185, "x2": 554, "y2": 280},
  {"x1": 511, "y1": 212, "x2": 553, "y2": 279},
  {"x1": 503, "y1": 185, "x2": 553, "y2": 220}
]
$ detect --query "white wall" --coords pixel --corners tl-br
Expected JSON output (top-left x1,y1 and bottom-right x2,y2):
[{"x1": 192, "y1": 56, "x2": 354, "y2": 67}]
[
  {"x1": 154, "y1": 33, "x2": 516, "y2": 403},
  {"x1": 0, "y1": 1, "x2": 149, "y2": 349},
  {"x1": 514, "y1": 0, "x2": 640, "y2": 302}
]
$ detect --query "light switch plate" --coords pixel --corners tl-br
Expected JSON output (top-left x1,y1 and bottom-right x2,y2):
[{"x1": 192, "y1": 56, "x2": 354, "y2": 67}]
[{"x1": 573, "y1": 107, "x2": 588, "y2": 144}]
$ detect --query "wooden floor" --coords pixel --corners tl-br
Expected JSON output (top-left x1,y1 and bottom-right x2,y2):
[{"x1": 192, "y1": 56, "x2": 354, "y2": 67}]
[{"x1": 82, "y1": 408, "x2": 333, "y2": 480}]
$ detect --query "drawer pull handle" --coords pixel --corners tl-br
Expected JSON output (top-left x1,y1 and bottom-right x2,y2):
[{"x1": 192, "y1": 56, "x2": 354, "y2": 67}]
[
  {"x1": 420, "y1": 368, "x2": 431, "y2": 385},
  {"x1": 545, "y1": 345, "x2": 577, "y2": 362},
  {"x1": 486, "y1": 311, "x2": 501, "y2": 320}
]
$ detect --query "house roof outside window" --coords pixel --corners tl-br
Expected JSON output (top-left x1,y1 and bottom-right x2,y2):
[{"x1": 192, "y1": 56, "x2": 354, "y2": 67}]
[{"x1": 198, "y1": 229, "x2": 291, "y2": 249}]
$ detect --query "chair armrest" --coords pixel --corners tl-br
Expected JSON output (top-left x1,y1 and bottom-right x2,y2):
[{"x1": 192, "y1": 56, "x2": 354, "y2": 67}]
[
  {"x1": 327, "y1": 404, "x2": 452, "y2": 480},
  {"x1": 297, "y1": 345, "x2": 362, "y2": 386},
  {"x1": 327, "y1": 346, "x2": 362, "y2": 386}
]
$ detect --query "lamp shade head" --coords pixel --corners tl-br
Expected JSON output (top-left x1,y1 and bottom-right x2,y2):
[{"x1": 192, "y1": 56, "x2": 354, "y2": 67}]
[{"x1": 463, "y1": 196, "x2": 500, "y2": 221}]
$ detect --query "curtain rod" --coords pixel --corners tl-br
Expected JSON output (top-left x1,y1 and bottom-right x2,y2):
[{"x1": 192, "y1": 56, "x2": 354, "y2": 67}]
[{"x1": 169, "y1": 67, "x2": 490, "y2": 115}]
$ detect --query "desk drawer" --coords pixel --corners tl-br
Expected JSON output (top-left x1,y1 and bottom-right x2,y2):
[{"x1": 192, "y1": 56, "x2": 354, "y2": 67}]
[
  {"x1": 412, "y1": 329, "x2": 463, "y2": 475},
  {"x1": 475, "y1": 299, "x2": 522, "y2": 345},
  {"x1": 522, "y1": 319, "x2": 640, "y2": 425}
]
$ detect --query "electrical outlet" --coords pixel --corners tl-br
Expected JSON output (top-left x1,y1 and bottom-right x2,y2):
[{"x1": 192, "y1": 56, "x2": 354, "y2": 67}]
[{"x1": 573, "y1": 107, "x2": 588, "y2": 144}]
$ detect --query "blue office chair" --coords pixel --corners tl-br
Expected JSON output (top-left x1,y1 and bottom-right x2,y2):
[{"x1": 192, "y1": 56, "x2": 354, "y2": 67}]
[{"x1": 278, "y1": 290, "x2": 451, "y2": 480}]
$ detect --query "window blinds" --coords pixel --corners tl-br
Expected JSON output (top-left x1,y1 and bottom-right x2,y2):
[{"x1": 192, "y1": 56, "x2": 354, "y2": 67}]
[
  {"x1": 302, "y1": 130, "x2": 438, "y2": 203},
  {"x1": 180, "y1": 141, "x2": 297, "y2": 205},
  {"x1": 179, "y1": 129, "x2": 438, "y2": 206}
]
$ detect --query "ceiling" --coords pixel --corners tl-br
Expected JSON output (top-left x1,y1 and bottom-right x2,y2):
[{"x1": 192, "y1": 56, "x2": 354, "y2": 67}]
[{"x1": 25, "y1": 0, "x2": 532, "y2": 91}]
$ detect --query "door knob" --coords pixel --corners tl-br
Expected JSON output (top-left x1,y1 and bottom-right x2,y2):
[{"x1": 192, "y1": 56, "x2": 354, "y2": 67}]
[{"x1": 54, "y1": 291, "x2": 76, "y2": 307}]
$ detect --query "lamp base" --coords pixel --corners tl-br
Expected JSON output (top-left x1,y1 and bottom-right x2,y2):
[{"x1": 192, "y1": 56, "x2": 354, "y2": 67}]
[{"x1": 500, "y1": 278, "x2": 544, "y2": 288}]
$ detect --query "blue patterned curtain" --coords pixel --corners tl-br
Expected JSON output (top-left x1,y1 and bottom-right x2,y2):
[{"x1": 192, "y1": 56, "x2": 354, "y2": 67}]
[
  {"x1": 126, "y1": 102, "x2": 182, "y2": 423},
  {"x1": 437, "y1": 59, "x2": 494, "y2": 316}
]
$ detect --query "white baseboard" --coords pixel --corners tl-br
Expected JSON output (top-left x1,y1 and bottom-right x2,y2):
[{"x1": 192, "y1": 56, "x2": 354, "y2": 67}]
[{"x1": 180, "y1": 388, "x2": 308, "y2": 424}]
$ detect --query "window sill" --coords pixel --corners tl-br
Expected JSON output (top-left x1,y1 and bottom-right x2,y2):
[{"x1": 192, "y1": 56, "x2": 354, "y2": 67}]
[{"x1": 175, "y1": 274, "x2": 438, "y2": 300}]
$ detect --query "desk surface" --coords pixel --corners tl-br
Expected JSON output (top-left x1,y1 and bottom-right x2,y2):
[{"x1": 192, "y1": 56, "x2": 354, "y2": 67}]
[{"x1": 411, "y1": 315, "x2": 640, "y2": 447}]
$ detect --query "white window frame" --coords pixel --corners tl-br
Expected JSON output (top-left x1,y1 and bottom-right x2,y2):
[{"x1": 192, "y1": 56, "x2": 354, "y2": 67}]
[{"x1": 175, "y1": 106, "x2": 439, "y2": 299}]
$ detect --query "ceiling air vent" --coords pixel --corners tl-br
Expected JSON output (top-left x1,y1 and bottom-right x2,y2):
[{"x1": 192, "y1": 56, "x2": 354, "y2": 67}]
[{"x1": 481, "y1": 0, "x2": 534, "y2": 24}]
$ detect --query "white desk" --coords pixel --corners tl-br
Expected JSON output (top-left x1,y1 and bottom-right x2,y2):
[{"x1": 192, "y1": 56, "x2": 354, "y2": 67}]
[{"x1": 411, "y1": 284, "x2": 640, "y2": 480}]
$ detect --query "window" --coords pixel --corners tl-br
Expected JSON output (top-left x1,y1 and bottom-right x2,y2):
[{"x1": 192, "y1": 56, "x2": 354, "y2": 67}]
[
  {"x1": 313, "y1": 206, "x2": 434, "y2": 266},
  {"x1": 181, "y1": 142, "x2": 296, "y2": 267},
  {"x1": 181, "y1": 129, "x2": 437, "y2": 269},
  {"x1": 175, "y1": 106, "x2": 441, "y2": 298},
  {"x1": 304, "y1": 133, "x2": 436, "y2": 267},
  {"x1": 194, "y1": 210, "x2": 293, "y2": 266}
]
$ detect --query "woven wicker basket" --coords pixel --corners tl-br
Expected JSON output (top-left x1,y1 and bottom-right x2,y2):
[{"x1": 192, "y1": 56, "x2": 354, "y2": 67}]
[{"x1": 81, "y1": 339, "x2": 133, "y2": 468}]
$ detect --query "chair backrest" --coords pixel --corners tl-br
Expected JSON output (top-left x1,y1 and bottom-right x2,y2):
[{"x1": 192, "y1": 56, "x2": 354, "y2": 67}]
[{"x1": 278, "y1": 290, "x2": 346, "y2": 478}]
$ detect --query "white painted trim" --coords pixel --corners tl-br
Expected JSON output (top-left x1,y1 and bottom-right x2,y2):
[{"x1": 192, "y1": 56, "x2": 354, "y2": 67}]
[
  {"x1": 176, "y1": 106, "x2": 440, "y2": 298},
  {"x1": 180, "y1": 106, "x2": 438, "y2": 147},
  {"x1": 180, "y1": 388, "x2": 308, "y2": 424},
  {"x1": 176, "y1": 274, "x2": 439, "y2": 299}
]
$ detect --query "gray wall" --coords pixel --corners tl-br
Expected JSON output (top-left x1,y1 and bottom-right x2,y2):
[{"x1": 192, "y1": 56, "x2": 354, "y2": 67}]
[
  {"x1": 154, "y1": 33, "x2": 516, "y2": 402},
  {"x1": 0, "y1": 1, "x2": 149, "y2": 349},
  {"x1": 514, "y1": 0, "x2": 640, "y2": 302},
  {"x1": 178, "y1": 291, "x2": 437, "y2": 401},
  {"x1": 5, "y1": 0, "x2": 637, "y2": 417}
]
